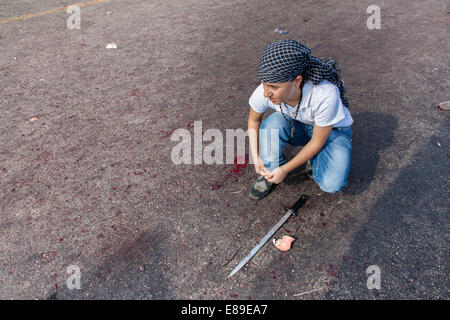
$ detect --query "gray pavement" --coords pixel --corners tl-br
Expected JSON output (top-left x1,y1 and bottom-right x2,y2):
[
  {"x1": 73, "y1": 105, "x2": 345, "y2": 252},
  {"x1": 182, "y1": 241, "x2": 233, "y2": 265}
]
[{"x1": 0, "y1": 0, "x2": 448, "y2": 299}]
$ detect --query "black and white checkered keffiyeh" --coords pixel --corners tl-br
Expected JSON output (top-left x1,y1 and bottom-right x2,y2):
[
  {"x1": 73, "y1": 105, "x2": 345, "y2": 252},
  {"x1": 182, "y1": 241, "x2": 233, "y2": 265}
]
[{"x1": 257, "y1": 39, "x2": 349, "y2": 108}]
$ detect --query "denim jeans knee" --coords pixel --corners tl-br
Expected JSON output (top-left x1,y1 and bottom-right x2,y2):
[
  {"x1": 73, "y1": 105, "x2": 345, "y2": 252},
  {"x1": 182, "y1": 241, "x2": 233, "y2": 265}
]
[{"x1": 312, "y1": 128, "x2": 352, "y2": 193}]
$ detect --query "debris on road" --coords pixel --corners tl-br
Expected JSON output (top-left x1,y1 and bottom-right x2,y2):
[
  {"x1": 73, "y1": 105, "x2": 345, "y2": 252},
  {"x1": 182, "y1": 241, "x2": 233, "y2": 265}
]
[
  {"x1": 293, "y1": 286, "x2": 324, "y2": 297},
  {"x1": 230, "y1": 186, "x2": 245, "y2": 194},
  {"x1": 437, "y1": 142, "x2": 442, "y2": 147},
  {"x1": 273, "y1": 236, "x2": 295, "y2": 251},
  {"x1": 438, "y1": 101, "x2": 450, "y2": 111},
  {"x1": 29, "y1": 117, "x2": 38, "y2": 122},
  {"x1": 274, "y1": 28, "x2": 288, "y2": 34},
  {"x1": 106, "y1": 43, "x2": 118, "y2": 49}
]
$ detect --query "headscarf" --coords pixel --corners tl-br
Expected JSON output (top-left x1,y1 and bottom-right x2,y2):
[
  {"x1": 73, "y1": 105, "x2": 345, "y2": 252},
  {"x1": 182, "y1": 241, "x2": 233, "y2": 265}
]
[{"x1": 257, "y1": 39, "x2": 349, "y2": 108}]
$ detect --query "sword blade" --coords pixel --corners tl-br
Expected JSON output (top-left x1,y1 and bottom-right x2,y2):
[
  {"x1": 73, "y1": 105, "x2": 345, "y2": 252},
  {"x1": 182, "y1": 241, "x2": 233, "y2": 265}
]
[{"x1": 227, "y1": 209, "x2": 293, "y2": 278}]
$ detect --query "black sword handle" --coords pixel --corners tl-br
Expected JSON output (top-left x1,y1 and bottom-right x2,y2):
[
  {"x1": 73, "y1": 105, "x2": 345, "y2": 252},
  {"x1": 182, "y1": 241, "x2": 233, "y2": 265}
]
[{"x1": 287, "y1": 194, "x2": 308, "y2": 216}]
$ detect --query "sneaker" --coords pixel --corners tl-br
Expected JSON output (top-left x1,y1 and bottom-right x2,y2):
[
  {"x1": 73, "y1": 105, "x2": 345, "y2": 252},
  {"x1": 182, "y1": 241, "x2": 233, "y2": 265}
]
[
  {"x1": 305, "y1": 160, "x2": 313, "y2": 179},
  {"x1": 249, "y1": 175, "x2": 273, "y2": 200}
]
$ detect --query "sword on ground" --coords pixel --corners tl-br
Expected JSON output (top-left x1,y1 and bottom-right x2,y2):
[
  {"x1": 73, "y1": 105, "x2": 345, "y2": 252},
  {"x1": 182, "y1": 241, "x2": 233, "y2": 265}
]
[{"x1": 227, "y1": 194, "x2": 308, "y2": 278}]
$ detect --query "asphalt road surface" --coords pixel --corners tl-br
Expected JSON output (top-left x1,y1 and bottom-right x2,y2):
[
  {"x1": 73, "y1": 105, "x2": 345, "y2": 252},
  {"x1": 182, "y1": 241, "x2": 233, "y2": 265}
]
[{"x1": 0, "y1": 0, "x2": 448, "y2": 299}]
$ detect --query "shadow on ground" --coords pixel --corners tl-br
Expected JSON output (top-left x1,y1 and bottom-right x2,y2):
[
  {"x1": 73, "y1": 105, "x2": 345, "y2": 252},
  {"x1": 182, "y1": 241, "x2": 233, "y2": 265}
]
[
  {"x1": 50, "y1": 224, "x2": 170, "y2": 299},
  {"x1": 325, "y1": 135, "x2": 448, "y2": 299},
  {"x1": 345, "y1": 112, "x2": 398, "y2": 195}
]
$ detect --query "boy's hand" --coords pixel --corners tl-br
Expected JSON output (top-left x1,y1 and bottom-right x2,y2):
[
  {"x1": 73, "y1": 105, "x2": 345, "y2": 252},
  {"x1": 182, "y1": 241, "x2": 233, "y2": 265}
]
[
  {"x1": 264, "y1": 167, "x2": 287, "y2": 184},
  {"x1": 254, "y1": 157, "x2": 270, "y2": 176}
]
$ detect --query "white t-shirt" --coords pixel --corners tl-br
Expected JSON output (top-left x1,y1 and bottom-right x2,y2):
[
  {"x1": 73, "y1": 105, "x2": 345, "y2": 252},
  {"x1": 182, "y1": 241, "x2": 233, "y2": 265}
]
[{"x1": 249, "y1": 80, "x2": 353, "y2": 127}]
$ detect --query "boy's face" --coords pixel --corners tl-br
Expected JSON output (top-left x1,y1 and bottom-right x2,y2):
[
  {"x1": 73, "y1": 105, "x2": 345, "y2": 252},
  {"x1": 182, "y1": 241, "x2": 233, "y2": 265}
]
[{"x1": 261, "y1": 75, "x2": 303, "y2": 105}]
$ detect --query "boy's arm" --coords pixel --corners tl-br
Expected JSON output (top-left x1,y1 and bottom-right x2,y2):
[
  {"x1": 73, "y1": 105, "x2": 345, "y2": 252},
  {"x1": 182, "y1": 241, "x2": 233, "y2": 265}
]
[
  {"x1": 248, "y1": 109, "x2": 270, "y2": 175},
  {"x1": 248, "y1": 108, "x2": 263, "y2": 161}
]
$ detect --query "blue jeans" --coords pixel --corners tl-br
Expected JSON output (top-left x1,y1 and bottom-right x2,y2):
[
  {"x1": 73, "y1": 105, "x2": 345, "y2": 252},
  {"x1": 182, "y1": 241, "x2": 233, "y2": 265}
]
[{"x1": 259, "y1": 112, "x2": 352, "y2": 193}]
